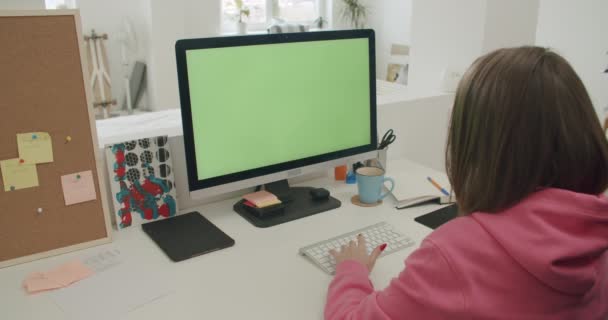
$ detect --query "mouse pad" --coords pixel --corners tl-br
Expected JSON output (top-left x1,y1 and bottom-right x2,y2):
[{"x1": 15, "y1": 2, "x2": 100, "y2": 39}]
[
  {"x1": 142, "y1": 211, "x2": 235, "y2": 262},
  {"x1": 414, "y1": 204, "x2": 458, "y2": 229}
]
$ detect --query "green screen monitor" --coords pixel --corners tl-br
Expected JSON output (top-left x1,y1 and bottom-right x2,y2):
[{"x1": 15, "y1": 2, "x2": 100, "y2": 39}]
[{"x1": 176, "y1": 30, "x2": 378, "y2": 227}]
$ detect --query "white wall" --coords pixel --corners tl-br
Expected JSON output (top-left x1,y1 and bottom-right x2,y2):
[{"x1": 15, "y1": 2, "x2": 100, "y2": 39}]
[
  {"x1": 482, "y1": 0, "x2": 539, "y2": 53},
  {"x1": 145, "y1": 0, "x2": 186, "y2": 111},
  {"x1": 77, "y1": 0, "x2": 151, "y2": 110},
  {"x1": 146, "y1": 0, "x2": 221, "y2": 110},
  {"x1": 0, "y1": 0, "x2": 44, "y2": 9},
  {"x1": 367, "y1": 0, "x2": 412, "y2": 80},
  {"x1": 407, "y1": 0, "x2": 486, "y2": 92},
  {"x1": 332, "y1": 0, "x2": 412, "y2": 81},
  {"x1": 378, "y1": 94, "x2": 454, "y2": 171},
  {"x1": 407, "y1": 0, "x2": 539, "y2": 93},
  {"x1": 536, "y1": 0, "x2": 608, "y2": 119}
]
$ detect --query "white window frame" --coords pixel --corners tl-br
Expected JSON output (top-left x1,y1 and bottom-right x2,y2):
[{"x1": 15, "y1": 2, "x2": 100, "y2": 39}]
[
  {"x1": 44, "y1": 0, "x2": 76, "y2": 9},
  {"x1": 222, "y1": 0, "x2": 329, "y2": 33}
]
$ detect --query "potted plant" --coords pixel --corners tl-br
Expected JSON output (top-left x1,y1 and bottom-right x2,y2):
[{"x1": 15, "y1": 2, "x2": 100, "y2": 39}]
[
  {"x1": 235, "y1": 0, "x2": 250, "y2": 34},
  {"x1": 341, "y1": 0, "x2": 368, "y2": 29},
  {"x1": 312, "y1": 16, "x2": 328, "y2": 30}
]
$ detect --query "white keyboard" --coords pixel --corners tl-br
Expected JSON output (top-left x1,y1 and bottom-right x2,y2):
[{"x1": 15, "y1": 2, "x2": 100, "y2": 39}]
[{"x1": 299, "y1": 222, "x2": 416, "y2": 274}]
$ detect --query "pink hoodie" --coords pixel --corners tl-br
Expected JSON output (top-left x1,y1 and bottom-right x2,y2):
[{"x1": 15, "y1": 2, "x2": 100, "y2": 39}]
[{"x1": 325, "y1": 188, "x2": 608, "y2": 319}]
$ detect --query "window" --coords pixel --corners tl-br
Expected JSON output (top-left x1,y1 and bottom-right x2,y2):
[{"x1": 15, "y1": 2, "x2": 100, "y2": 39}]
[
  {"x1": 276, "y1": 0, "x2": 318, "y2": 22},
  {"x1": 45, "y1": 0, "x2": 76, "y2": 9},
  {"x1": 223, "y1": 0, "x2": 268, "y2": 26},
  {"x1": 222, "y1": 0, "x2": 326, "y2": 33}
]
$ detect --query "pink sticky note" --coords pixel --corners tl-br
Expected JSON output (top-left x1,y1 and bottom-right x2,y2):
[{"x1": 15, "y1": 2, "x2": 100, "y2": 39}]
[
  {"x1": 242, "y1": 190, "x2": 279, "y2": 207},
  {"x1": 45, "y1": 260, "x2": 94, "y2": 286},
  {"x1": 60, "y1": 170, "x2": 97, "y2": 206},
  {"x1": 23, "y1": 272, "x2": 63, "y2": 294},
  {"x1": 23, "y1": 261, "x2": 94, "y2": 294}
]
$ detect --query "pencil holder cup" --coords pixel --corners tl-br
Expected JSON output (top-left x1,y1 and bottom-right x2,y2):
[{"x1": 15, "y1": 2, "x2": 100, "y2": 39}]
[
  {"x1": 356, "y1": 167, "x2": 394, "y2": 204},
  {"x1": 378, "y1": 149, "x2": 387, "y2": 170},
  {"x1": 363, "y1": 149, "x2": 388, "y2": 171}
]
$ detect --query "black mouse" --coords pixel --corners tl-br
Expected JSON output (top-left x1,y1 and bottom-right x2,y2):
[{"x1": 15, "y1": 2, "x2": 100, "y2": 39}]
[{"x1": 310, "y1": 188, "x2": 330, "y2": 201}]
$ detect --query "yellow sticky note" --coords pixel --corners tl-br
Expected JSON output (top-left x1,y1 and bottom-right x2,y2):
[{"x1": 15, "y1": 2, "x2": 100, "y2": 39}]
[
  {"x1": 61, "y1": 170, "x2": 97, "y2": 206},
  {"x1": 0, "y1": 158, "x2": 39, "y2": 191},
  {"x1": 17, "y1": 132, "x2": 54, "y2": 164}
]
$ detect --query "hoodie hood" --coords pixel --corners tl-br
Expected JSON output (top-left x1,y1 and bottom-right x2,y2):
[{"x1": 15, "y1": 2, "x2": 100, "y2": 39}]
[{"x1": 471, "y1": 188, "x2": 608, "y2": 295}]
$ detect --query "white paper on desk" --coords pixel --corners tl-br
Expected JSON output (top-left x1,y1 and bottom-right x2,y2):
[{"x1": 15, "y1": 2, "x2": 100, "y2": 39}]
[
  {"x1": 50, "y1": 261, "x2": 171, "y2": 320},
  {"x1": 386, "y1": 160, "x2": 451, "y2": 202},
  {"x1": 82, "y1": 248, "x2": 124, "y2": 273}
]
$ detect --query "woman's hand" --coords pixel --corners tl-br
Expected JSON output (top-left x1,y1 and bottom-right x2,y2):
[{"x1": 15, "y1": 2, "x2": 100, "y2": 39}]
[{"x1": 329, "y1": 234, "x2": 387, "y2": 273}]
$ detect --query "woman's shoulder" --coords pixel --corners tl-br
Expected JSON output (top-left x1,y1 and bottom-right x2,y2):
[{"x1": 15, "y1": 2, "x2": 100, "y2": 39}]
[
  {"x1": 424, "y1": 215, "x2": 495, "y2": 257},
  {"x1": 427, "y1": 215, "x2": 484, "y2": 240}
]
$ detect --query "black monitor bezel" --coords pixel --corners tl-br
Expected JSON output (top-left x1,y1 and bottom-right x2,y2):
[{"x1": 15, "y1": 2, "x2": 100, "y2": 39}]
[{"x1": 176, "y1": 30, "x2": 378, "y2": 192}]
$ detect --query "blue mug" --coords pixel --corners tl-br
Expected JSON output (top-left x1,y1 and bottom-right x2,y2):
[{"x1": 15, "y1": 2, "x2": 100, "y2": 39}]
[{"x1": 356, "y1": 167, "x2": 395, "y2": 204}]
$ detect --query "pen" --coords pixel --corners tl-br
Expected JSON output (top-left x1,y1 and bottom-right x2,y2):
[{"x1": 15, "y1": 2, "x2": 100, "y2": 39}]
[{"x1": 427, "y1": 176, "x2": 450, "y2": 196}]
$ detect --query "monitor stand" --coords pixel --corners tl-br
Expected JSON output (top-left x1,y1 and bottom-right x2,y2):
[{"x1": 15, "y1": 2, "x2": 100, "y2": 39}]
[{"x1": 233, "y1": 180, "x2": 341, "y2": 228}]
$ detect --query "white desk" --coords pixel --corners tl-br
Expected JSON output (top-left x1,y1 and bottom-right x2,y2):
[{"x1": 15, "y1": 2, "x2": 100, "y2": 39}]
[{"x1": 0, "y1": 158, "x2": 447, "y2": 320}]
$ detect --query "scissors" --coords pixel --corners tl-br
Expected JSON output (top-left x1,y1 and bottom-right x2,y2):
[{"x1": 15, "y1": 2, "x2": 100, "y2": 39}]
[{"x1": 378, "y1": 129, "x2": 396, "y2": 150}]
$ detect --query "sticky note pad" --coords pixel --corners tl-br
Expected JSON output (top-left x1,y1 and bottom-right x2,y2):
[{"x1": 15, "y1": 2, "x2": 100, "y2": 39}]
[
  {"x1": 0, "y1": 158, "x2": 39, "y2": 191},
  {"x1": 17, "y1": 132, "x2": 54, "y2": 164},
  {"x1": 61, "y1": 170, "x2": 97, "y2": 205},
  {"x1": 242, "y1": 190, "x2": 281, "y2": 208}
]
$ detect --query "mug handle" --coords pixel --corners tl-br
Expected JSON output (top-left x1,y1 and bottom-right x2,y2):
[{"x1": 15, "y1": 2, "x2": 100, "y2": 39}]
[{"x1": 379, "y1": 177, "x2": 395, "y2": 200}]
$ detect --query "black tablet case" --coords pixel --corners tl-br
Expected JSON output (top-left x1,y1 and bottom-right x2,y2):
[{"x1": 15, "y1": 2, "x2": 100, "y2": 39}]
[
  {"x1": 414, "y1": 204, "x2": 458, "y2": 229},
  {"x1": 142, "y1": 212, "x2": 235, "y2": 262}
]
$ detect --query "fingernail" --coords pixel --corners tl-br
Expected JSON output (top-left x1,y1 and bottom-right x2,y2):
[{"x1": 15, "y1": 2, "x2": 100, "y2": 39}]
[{"x1": 380, "y1": 243, "x2": 387, "y2": 251}]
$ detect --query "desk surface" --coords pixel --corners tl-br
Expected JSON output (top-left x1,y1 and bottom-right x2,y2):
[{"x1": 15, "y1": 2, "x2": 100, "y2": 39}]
[{"x1": 1, "y1": 158, "x2": 448, "y2": 320}]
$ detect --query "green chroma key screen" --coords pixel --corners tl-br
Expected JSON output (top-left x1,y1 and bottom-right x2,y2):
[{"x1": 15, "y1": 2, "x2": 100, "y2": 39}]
[{"x1": 186, "y1": 38, "x2": 371, "y2": 180}]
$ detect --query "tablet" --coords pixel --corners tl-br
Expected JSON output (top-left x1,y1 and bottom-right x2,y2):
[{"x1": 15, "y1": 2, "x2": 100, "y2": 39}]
[
  {"x1": 142, "y1": 212, "x2": 235, "y2": 262},
  {"x1": 414, "y1": 204, "x2": 458, "y2": 229}
]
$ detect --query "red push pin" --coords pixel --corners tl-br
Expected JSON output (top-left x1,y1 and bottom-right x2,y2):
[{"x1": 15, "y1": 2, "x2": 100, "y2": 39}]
[{"x1": 19, "y1": 159, "x2": 25, "y2": 164}]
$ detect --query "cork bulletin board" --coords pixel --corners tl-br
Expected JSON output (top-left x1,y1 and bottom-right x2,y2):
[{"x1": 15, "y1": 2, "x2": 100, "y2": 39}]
[{"x1": 0, "y1": 11, "x2": 112, "y2": 268}]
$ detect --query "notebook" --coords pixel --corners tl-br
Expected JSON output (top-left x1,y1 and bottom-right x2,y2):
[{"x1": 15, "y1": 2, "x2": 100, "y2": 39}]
[
  {"x1": 414, "y1": 204, "x2": 459, "y2": 229},
  {"x1": 384, "y1": 159, "x2": 455, "y2": 209},
  {"x1": 142, "y1": 212, "x2": 234, "y2": 262}
]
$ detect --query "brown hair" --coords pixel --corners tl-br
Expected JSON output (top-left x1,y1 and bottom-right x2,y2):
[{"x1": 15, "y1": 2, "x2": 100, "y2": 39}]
[{"x1": 446, "y1": 46, "x2": 608, "y2": 215}]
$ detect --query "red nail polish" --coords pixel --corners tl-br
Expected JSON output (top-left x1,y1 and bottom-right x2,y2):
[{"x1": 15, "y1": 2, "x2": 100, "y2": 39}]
[{"x1": 380, "y1": 243, "x2": 387, "y2": 251}]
